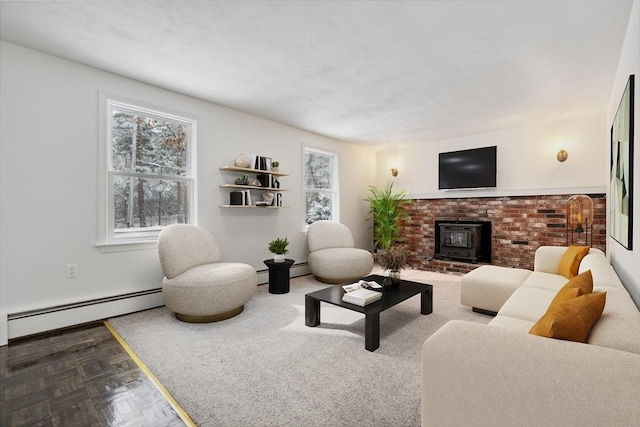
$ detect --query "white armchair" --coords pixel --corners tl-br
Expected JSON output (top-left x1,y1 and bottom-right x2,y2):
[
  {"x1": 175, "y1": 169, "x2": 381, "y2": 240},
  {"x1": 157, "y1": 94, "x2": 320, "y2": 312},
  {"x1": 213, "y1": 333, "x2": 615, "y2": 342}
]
[
  {"x1": 307, "y1": 220, "x2": 374, "y2": 284},
  {"x1": 158, "y1": 224, "x2": 257, "y2": 322}
]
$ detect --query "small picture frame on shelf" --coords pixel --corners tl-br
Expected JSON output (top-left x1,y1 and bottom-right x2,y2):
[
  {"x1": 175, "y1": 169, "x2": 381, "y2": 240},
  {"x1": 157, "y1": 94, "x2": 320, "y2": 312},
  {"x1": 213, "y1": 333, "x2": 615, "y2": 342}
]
[{"x1": 258, "y1": 156, "x2": 271, "y2": 171}]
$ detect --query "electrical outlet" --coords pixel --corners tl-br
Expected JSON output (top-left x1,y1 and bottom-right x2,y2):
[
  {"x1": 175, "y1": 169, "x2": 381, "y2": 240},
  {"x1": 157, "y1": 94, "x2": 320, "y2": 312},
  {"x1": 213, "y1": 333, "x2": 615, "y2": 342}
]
[{"x1": 66, "y1": 263, "x2": 78, "y2": 278}]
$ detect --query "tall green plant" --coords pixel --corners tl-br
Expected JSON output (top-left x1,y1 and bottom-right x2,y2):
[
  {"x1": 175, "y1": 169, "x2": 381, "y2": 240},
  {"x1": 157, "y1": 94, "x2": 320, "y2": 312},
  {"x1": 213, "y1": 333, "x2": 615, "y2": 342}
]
[{"x1": 365, "y1": 181, "x2": 409, "y2": 250}]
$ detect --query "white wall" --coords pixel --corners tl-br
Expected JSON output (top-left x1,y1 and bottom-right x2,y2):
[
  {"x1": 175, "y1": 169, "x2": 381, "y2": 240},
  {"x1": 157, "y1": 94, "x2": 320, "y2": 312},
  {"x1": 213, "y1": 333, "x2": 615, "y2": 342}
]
[
  {"x1": 0, "y1": 41, "x2": 374, "y2": 341},
  {"x1": 375, "y1": 113, "x2": 607, "y2": 199},
  {"x1": 607, "y1": 0, "x2": 639, "y2": 307}
]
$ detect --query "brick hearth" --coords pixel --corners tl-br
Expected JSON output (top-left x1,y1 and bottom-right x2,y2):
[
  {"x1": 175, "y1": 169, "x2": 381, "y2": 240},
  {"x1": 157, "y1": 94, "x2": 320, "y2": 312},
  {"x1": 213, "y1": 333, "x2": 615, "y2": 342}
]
[{"x1": 400, "y1": 194, "x2": 606, "y2": 275}]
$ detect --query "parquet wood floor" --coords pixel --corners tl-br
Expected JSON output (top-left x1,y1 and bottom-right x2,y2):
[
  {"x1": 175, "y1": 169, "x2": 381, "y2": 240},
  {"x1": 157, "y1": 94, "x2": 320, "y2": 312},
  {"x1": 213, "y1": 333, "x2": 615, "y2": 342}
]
[{"x1": 0, "y1": 322, "x2": 187, "y2": 426}]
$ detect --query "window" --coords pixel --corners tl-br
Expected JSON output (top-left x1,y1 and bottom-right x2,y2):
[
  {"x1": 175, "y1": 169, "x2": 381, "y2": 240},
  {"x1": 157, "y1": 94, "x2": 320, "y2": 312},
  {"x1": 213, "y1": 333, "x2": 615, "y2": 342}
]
[
  {"x1": 99, "y1": 95, "x2": 196, "y2": 248},
  {"x1": 303, "y1": 146, "x2": 339, "y2": 227}
]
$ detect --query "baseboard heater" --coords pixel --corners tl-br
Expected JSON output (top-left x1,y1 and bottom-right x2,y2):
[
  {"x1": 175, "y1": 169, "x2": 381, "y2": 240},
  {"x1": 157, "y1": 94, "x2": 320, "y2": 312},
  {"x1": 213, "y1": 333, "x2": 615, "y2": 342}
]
[
  {"x1": 6, "y1": 289, "x2": 164, "y2": 341},
  {"x1": 8, "y1": 288, "x2": 162, "y2": 321}
]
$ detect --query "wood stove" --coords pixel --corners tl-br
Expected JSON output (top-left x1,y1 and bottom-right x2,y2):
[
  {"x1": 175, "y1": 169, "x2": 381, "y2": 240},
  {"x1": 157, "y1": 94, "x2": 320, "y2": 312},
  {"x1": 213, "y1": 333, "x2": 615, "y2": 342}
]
[{"x1": 435, "y1": 221, "x2": 491, "y2": 263}]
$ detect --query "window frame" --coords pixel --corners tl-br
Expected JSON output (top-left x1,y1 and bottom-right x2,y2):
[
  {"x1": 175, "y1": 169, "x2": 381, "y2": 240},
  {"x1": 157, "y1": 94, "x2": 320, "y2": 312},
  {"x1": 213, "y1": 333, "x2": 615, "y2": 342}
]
[
  {"x1": 97, "y1": 93, "x2": 197, "y2": 251},
  {"x1": 302, "y1": 145, "x2": 340, "y2": 231}
]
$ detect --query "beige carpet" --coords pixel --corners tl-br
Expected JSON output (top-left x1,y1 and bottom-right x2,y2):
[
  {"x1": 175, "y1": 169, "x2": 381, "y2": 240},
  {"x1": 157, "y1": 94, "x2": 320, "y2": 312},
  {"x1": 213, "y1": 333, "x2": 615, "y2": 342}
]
[{"x1": 108, "y1": 268, "x2": 490, "y2": 426}]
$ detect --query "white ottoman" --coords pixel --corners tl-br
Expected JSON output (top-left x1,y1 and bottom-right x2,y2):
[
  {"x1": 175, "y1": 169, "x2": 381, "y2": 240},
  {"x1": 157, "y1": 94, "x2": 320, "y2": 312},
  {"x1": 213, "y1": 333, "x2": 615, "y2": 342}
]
[{"x1": 461, "y1": 265, "x2": 531, "y2": 315}]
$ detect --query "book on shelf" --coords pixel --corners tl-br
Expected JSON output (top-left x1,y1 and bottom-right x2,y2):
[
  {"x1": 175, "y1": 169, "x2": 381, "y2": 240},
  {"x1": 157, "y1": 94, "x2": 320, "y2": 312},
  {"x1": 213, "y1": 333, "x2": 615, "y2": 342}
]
[{"x1": 342, "y1": 288, "x2": 382, "y2": 306}]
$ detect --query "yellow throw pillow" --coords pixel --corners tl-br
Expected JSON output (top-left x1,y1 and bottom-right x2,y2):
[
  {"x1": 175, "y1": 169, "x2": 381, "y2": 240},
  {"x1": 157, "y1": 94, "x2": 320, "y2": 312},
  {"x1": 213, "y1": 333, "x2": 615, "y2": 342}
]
[
  {"x1": 560, "y1": 269, "x2": 593, "y2": 296},
  {"x1": 529, "y1": 292, "x2": 606, "y2": 342},
  {"x1": 548, "y1": 284, "x2": 583, "y2": 306},
  {"x1": 557, "y1": 245, "x2": 590, "y2": 278}
]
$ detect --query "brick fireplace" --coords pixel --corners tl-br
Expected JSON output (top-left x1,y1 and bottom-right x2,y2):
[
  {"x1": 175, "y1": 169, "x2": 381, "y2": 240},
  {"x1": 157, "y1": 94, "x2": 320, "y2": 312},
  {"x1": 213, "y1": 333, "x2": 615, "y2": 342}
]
[{"x1": 399, "y1": 194, "x2": 606, "y2": 275}]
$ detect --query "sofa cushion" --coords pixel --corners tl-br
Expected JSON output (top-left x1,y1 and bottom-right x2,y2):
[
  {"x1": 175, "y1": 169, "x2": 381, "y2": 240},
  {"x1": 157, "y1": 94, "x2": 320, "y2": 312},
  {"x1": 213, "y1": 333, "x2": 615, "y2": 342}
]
[
  {"x1": 520, "y1": 271, "x2": 568, "y2": 292},
  {"x1": 529, "y1": 292, "x2": 606, "y2": 342},
  {"x1": 498, "y1": 286, "x2": 558, "y2": 323},
  {"x1": 557, "y1": 245, "x2": 590, "y2": 279},
  {"x1": 461, "y1": 265, "x2": 531, "y2": 313}
]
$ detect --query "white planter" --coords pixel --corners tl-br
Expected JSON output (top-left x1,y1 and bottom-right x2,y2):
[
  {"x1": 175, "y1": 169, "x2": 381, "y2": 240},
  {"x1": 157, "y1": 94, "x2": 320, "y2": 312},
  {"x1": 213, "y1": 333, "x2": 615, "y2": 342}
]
[{"x1": 273, "y1": 254, "x2": 285, "y2": 262}]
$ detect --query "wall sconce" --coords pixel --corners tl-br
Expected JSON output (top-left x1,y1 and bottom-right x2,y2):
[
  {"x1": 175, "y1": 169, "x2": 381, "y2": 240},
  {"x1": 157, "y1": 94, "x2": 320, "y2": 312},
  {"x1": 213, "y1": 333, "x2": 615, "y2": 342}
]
[
  {"x1": 391, "y1": 168, "x2": 398, "y2": 177},
  {"x1": 556, "y1": 149, "x2": 568, "y2": 162},
  {"x1": 566, "y1": 194, "x2": 593, "y2": 246}
]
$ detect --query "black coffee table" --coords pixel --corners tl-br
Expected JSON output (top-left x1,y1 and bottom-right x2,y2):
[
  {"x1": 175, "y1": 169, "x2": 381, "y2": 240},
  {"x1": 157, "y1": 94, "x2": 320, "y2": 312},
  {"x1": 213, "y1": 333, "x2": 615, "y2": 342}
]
[{"x1": 305, "y1": 274, "x2": 433, "y2": 351}]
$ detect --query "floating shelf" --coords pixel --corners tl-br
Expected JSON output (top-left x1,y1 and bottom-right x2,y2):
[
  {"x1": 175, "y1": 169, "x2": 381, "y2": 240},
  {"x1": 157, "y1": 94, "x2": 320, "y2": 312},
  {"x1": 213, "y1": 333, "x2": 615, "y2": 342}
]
[
  {"x1": 219, "y1": 205, "x2": 288, "y2": 209},
  {"x1": 220, "y1": 164, "x2": 286, "y2": 209},
  {"x1": 219, "y1": 166, "x2": 289, "y2": 177},
  {"x1": 219, "y1": 184, "x2": 288, "y2": 191}
]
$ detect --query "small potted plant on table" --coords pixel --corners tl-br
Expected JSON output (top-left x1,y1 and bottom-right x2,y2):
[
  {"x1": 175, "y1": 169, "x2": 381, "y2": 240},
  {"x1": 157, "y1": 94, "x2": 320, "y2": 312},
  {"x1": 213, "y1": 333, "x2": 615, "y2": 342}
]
[{"x1": 268, "y1": 237, "x2": 289, "y2": 262}]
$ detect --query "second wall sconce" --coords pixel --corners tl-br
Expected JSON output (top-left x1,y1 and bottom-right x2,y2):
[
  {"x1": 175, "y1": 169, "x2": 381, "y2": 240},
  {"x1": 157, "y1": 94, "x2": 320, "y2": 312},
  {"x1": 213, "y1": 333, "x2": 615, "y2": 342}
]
[
  {"x1": 556, "y1": 149, "x2": 568, "y2": 162},
  {"x1": 391, "y1": 167, "x2": 398, "y2": 177}
]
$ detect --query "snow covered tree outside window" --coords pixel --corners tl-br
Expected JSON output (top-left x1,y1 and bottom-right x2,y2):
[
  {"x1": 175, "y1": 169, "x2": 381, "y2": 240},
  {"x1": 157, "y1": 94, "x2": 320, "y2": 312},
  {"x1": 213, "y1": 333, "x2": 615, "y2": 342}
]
[
  {"x1": 102, "y1": 98, "x2": 196, "y2": 244},
  {"x1": 304, "y1": 147, "x2": 339, "y2": 225}
]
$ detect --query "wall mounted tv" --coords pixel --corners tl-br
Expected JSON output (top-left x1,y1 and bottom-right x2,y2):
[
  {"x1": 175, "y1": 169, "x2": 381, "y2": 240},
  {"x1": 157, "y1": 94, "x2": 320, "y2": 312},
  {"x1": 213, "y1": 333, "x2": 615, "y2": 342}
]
[{"x1": 438, "y1": 146, "x2": 497, "y2": 190}]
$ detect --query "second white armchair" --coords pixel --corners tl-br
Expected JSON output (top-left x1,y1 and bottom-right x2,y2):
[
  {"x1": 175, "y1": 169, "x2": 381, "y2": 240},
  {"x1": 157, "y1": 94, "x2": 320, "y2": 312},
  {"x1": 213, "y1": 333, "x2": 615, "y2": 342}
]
[{"x1": 307, "y1": 220, "x2": 374, "y2": 284}]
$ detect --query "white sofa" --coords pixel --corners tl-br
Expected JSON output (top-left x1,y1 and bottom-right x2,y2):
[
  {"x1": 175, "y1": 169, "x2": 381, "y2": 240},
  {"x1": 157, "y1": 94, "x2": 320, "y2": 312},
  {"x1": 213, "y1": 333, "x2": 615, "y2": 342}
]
[{"x1": 422, "y1": 246, "x2": 640, "y2": 427}]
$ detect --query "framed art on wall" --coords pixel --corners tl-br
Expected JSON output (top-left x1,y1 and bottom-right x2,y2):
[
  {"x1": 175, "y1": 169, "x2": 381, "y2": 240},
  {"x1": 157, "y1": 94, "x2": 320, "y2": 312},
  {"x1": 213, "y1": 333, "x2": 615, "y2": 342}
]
[{"x1": 610, "y1": 74, "x2": 634, "y2": 250}]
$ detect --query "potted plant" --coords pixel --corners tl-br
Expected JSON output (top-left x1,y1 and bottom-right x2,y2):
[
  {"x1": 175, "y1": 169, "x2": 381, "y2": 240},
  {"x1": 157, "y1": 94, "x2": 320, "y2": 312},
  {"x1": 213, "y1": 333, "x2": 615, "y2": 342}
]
[
  {"x1": 235, "y1": 174, "x2": 250, "y2": 185},
  {"x1": 377, "y1": 245, "x2": 409, "y2": 288},
  {"x1": 268, "y1": 237, "x2": 289, "y2": 262},
  {"x1": 365, "y1": 180, "x2": 410, "y2": 251},
  {"x1": 271, "y1": 161, "x2": 280, "y2": 172}
]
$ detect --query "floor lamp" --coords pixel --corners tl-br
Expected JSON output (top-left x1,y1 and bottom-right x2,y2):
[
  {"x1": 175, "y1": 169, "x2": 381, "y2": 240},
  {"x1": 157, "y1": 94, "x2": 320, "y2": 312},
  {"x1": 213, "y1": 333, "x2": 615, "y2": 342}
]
[{"x1": 566, "y1": 194, "x2": 593, "y2": 247}]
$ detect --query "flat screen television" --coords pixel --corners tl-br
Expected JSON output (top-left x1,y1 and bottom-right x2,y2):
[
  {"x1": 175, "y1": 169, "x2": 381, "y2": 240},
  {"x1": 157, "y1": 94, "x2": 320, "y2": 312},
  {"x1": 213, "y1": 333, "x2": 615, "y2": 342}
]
[{"x1": 438, "y1": 146, "x2": 497, "y2": 190}]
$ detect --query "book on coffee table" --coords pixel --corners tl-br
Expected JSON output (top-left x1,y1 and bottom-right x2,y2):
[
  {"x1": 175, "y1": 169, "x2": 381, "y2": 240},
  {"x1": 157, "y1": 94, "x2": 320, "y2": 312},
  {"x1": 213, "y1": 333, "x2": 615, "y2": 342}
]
[
  {"x1": 342, "y1": 288, "x2": 382, "y2": 306},
  {"x1": 342, "y1": 280, "x2": 383, "y2": 292}
]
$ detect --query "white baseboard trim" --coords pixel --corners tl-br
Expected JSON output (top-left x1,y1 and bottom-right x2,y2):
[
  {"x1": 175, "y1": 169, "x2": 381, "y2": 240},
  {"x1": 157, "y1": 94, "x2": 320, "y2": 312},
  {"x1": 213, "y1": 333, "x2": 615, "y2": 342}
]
[{"x1": 5, "y1": 290, "x2": 164, "y2": 343}]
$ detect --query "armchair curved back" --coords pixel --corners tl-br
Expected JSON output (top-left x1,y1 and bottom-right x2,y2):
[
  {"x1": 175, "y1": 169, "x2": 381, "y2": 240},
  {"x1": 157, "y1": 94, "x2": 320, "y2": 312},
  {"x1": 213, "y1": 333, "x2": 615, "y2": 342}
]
[
  {"x1": 307, "y1": 220, "x2": 355, "y2": 252},
  {"x1": 158, "y1": 224, "x2": 222, "y2": 279}
]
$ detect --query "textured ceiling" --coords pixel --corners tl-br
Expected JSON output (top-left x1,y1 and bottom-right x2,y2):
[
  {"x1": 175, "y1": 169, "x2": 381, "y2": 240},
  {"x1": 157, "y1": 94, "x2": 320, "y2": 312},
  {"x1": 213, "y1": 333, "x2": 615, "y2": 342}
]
[{"x1": 0, "y1": 0, "x2": 634, "y2": 146}]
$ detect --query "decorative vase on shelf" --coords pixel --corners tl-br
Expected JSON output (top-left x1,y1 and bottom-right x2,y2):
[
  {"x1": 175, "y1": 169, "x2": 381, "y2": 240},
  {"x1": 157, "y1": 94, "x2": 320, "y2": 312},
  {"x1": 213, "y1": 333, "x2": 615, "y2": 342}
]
[
  {"x1": 234, "y1": 154, "x2": 250, "y2": 168},
  {"x1": 263, "y1": 192, "x2": 275, "y2": 205},
  {"x1": 273, "y1": 254, "x2": 285, "y2": 263}
]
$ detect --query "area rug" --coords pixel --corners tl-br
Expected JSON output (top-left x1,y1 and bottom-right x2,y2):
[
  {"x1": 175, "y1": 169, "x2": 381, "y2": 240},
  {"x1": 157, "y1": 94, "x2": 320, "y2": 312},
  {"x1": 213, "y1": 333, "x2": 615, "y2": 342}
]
[{"x1": 108, "y1": 272, "x2": 490, "y2": 427}]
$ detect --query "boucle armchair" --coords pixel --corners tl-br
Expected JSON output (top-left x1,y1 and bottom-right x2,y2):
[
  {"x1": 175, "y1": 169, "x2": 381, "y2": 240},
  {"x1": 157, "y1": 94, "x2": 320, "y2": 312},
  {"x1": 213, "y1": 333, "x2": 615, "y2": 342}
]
[
  {"x1": 307, "y1": 220, "x2": 373, "y2": 284},
  {"x1": 158, "y1": 224, "x2": 257, "y2": 322}
]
